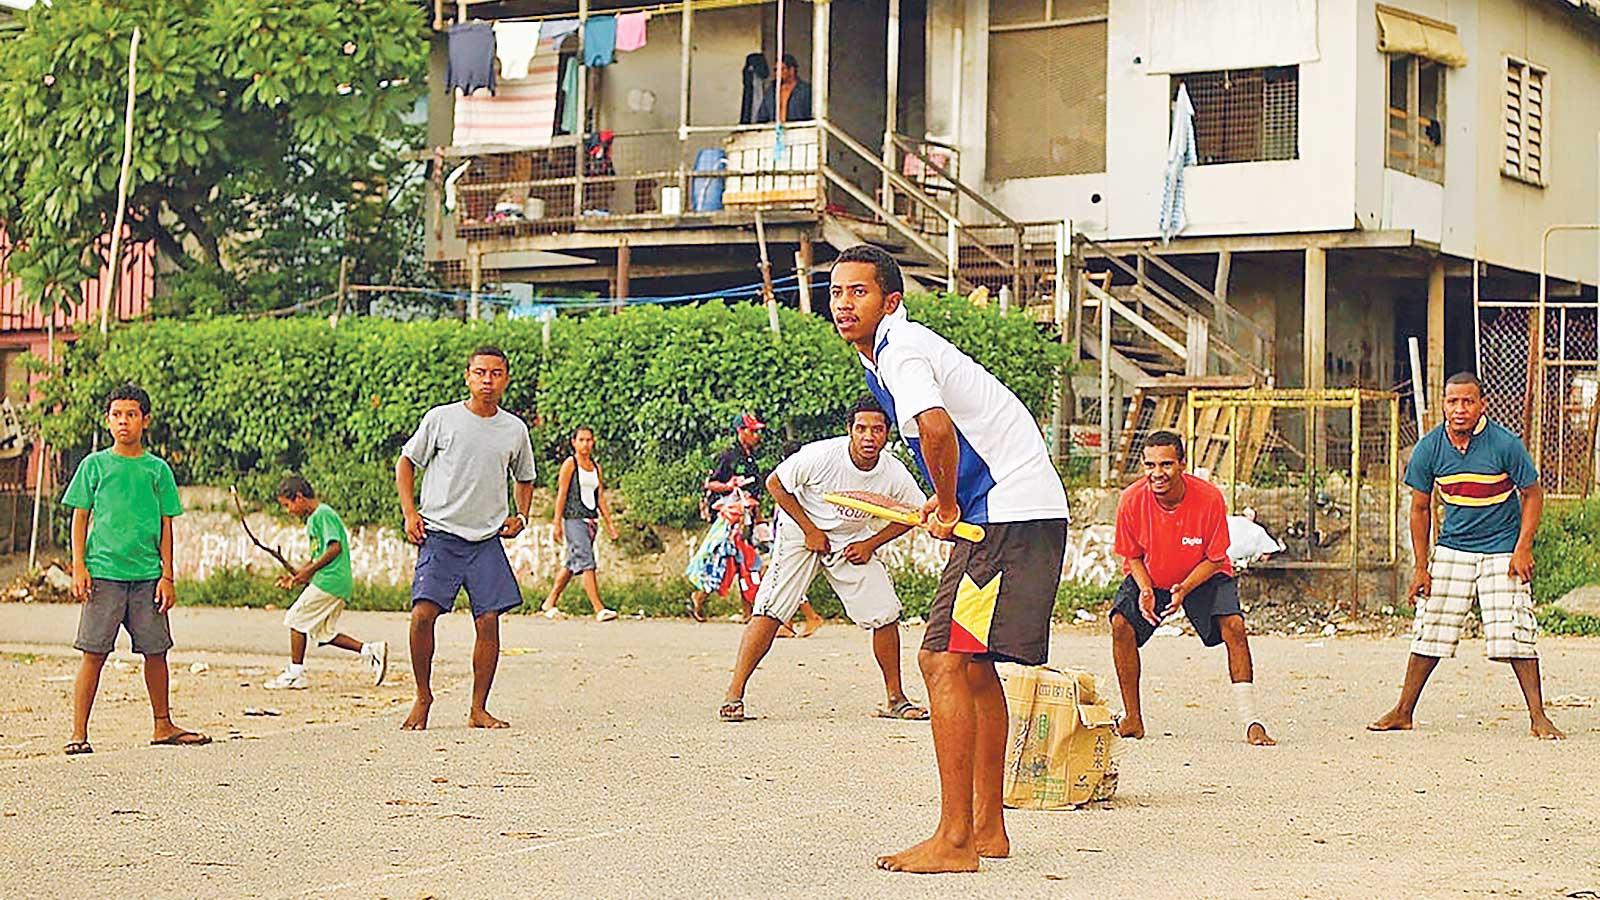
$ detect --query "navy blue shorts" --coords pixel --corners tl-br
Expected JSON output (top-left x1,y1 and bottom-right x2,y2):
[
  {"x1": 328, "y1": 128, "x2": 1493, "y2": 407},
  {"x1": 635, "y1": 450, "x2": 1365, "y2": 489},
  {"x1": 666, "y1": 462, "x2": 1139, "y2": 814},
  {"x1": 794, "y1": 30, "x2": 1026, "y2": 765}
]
[
  {"x1": 412, "y1": 530, "x2": 524, "y2": 618},
  {"x1": 1109, "y1": 574, "x2": 1242, "y2": 648}
]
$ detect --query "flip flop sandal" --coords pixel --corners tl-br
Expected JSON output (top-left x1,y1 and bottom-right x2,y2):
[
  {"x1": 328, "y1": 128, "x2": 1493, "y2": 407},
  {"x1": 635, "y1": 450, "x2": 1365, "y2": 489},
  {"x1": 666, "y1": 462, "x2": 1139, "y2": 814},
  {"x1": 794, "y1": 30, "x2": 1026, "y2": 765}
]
[
  {"x1": 63, "y1": 741, "x2": 93, "y2": 755},
  {"x1": 718, "y1": 699, "x2": 746, "y2": 723},
  {"x1": 876, "y1": 699, "x2": 930, "y2": 720},
  {"x1": 685, "y1": 600, "x2": 706, "y2": 623},
  {"x1": 150, "y1": 731, "x2": 212, "y2": 747}
]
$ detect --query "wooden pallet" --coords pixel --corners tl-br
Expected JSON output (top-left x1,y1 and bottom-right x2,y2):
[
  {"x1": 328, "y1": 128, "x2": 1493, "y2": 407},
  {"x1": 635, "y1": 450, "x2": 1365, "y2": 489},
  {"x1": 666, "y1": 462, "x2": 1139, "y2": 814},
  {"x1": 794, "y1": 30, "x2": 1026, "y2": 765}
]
[{"x1": 1116, "y1": 376, "x2": 1257, "y2": 479}]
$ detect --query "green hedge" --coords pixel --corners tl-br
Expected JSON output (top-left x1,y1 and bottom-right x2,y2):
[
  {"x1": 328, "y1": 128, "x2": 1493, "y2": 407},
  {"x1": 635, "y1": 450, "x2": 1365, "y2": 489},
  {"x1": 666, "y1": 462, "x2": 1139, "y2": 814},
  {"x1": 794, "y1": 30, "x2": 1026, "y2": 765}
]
[
  {"x1": 1531, "y1": 498, "x2": 1600, "y2": 606},
  {"x1": 39, "y1": 295, "x2": 1070, "y2": 526}
]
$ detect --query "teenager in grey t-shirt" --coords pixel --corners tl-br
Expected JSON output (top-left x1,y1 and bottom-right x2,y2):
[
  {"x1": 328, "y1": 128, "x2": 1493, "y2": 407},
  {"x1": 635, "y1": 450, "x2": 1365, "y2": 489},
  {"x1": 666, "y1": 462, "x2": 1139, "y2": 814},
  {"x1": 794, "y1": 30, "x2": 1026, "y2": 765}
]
[{"x1": 402, "y1": 402, "x2": 537, "y2": 542}]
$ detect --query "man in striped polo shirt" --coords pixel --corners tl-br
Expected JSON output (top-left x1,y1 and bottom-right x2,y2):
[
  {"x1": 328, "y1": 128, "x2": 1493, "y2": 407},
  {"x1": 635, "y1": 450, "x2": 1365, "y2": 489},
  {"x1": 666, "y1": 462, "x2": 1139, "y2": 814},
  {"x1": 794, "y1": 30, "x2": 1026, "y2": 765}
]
[{"x1": 1369, "y1": 372, "x2": 1564, "y2": 739}]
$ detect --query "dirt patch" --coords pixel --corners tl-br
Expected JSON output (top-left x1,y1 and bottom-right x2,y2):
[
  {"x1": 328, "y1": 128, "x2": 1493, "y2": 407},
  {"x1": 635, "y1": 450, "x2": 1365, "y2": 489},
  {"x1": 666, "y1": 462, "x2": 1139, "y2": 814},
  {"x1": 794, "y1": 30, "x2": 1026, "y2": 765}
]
[{"x1": 0, "y1": 651, "x2": 415, "y2": 759}]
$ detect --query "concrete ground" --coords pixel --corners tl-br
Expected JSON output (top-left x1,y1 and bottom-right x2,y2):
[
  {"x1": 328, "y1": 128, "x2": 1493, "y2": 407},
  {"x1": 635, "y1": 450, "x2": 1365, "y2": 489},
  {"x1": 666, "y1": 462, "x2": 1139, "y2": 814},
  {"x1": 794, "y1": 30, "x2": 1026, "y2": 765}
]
[{"x1": 1, "y1": 603, "x2": 1597, "y2": 899}]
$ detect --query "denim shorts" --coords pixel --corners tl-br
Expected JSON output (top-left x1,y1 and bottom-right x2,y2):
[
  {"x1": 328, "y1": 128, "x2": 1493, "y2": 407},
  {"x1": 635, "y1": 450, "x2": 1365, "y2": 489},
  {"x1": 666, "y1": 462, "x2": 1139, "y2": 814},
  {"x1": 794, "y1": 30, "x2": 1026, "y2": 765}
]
[{"x1": 412, "y1": 530, "x2": 523, "y2": 618}]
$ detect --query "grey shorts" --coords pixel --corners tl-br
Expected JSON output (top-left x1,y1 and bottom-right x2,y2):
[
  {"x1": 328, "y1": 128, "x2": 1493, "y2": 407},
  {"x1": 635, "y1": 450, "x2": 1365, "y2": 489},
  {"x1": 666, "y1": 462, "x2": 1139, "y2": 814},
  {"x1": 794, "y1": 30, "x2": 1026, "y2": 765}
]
[
  {"x1": 563, "y1": 519, "x2": 598, "y2": 573},
  {"x1": 74, "y1": 578, "x2": 173, "y2": 655}
]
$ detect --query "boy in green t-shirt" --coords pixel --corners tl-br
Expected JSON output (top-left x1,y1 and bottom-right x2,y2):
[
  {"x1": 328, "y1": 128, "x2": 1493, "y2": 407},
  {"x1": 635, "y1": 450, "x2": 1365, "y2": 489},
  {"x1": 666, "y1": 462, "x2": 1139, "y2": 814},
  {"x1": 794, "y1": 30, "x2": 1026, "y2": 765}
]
[
  {"x1": 264, "y1": 475, "x2": 387, "y2": 690},
  {"x1": 62, "y1": 384, "x2": 209, "y2": 755}
]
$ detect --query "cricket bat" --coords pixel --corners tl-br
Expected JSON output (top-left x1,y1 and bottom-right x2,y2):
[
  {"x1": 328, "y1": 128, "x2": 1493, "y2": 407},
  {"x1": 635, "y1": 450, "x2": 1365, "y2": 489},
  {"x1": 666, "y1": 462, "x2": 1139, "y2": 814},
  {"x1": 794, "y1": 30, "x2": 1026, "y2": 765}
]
[{"x1": 823, "y1": 490, "x2": 986, "y2": 543}]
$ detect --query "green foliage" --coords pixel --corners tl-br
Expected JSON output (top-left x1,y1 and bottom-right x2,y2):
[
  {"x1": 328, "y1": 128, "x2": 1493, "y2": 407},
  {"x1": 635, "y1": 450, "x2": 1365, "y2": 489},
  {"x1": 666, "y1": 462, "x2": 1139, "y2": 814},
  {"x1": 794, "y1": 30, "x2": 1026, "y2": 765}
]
[
  {"x1": 0, "y1": 0, "x2": 427, "y2": 312},
  {"x1": 1531, "y1": 498, "x2": 1600, "y2": 606},
  {"x1": 1536, "y1": 606, "x2": 1600, "y2": 637},
  {"x1": 38, "y1": 294, "x2": 1070, "y2": 526}
]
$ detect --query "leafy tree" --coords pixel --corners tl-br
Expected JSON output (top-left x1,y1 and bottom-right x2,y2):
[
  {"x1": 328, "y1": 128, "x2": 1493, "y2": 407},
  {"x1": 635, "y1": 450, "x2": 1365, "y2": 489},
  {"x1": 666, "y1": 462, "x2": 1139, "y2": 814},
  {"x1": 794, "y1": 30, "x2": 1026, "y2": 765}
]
[{"x1": 0, "y1": 0, "x2": 428, "y2": 313}]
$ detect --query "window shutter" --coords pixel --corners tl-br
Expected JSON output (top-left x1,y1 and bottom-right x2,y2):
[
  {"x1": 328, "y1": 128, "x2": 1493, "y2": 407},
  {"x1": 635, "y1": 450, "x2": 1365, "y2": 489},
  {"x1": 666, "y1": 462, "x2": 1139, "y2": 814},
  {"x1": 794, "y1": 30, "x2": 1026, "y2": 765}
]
[
  {"x1": 1503, "y1": 58, "x2": 1548, "y2": 187},
  {"x1": 1524, "y1": 68, "x2": 1545, "y2": 184}
]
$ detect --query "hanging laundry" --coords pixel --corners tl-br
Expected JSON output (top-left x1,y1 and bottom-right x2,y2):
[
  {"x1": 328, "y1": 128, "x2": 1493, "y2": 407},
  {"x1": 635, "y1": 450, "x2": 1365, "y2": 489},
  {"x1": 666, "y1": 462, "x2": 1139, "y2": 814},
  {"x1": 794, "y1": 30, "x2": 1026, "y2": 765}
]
[
  {"x1": 583, "y1": 15, "x2": 618, "y2": 67},
  {"x1": 558, "y1": 56, "x2": 580, "y2": 136},
  {"x1": 540, "y1": 18, "x2": 580, "y2": 43},
  {"x1": 615, "y1": 12, "x2": 649, "y2": 52},
  {"x1": 739, "y1": 53, "x2": 770, "y2": 125},
  {"x1": 453, "y1": 35, "x2": 563, "y2": 148},
  {"x1": 447, "y1": 22, "x2": 496, "y2": 96},
  {"x1": 442, "y1": 160, "x2": 472, "y2": 212},
  {"x1": 493, "y1": 22, "x2": 542, "y2": 80},
  {"x1": 1158, "y1": 83, "x2": 1197, "y2": 243}
]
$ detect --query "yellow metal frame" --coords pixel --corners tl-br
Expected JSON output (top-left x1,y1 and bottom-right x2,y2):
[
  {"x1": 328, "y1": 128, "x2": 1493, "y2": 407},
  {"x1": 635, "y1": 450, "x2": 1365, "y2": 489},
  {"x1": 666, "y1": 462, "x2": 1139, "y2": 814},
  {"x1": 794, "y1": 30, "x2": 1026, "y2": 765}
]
[{"x1": 1184, "y1": 388, "x2": 1400, "y2": 575}]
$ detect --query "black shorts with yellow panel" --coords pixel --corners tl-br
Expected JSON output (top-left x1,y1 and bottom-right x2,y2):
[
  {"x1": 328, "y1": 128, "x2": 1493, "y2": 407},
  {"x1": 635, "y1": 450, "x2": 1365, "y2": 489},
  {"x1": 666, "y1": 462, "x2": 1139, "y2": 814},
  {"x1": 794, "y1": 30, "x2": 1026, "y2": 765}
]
[{"x1": 922, "y1": 519, "x2": 1069, "y2": 666}]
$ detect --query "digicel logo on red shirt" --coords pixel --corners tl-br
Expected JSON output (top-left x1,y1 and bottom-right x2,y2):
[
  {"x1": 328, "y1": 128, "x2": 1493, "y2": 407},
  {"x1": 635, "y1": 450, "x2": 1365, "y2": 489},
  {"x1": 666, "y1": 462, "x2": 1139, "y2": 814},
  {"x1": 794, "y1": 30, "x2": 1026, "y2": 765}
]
[{"x1": 1181, "y1": 536, "x2": 1203, "y2": 546}]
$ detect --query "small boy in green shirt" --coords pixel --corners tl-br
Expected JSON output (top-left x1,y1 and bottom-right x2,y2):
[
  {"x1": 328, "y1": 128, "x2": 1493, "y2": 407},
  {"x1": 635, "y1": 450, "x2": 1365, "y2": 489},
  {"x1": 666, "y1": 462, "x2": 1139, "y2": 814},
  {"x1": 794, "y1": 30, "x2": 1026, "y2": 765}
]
[
  {"x1": 62, "y1": 384, "x2": 209, "y2": 754},
  {"x1": 264, "y1": 475, "x2": 387, "y2": 690}
]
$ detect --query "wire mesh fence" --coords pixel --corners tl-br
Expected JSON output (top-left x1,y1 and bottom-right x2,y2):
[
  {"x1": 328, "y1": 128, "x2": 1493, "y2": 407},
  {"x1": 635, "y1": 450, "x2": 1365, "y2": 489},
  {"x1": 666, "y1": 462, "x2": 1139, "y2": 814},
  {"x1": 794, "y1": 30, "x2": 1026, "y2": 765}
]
[
  {"x1": 1478, "y1": 301, "x2": 1599, "y2": 497},
  {"x1": 1184, "y1": 389, "x2": 1400, "y2": 569}
]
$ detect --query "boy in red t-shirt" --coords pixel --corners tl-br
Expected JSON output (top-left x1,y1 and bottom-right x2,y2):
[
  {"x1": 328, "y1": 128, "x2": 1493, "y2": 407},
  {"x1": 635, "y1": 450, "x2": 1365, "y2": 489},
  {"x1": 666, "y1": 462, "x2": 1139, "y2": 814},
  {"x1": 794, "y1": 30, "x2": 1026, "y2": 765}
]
[{"x1": 1110, "y1": 431, "x2": 1275, "y2": 746}]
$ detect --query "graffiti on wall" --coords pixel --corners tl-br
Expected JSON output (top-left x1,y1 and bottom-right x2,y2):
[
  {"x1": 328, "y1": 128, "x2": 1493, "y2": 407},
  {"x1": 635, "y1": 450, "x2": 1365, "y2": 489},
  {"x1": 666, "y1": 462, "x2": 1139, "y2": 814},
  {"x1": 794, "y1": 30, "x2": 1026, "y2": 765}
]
[{"x1": 179, "y1": 510, "x2": 1121, "y2": 588}]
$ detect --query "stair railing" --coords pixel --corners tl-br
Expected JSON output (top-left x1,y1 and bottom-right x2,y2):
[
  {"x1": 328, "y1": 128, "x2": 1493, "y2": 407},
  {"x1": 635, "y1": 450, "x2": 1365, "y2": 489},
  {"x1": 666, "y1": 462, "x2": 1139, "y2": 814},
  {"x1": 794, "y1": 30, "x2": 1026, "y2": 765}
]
[
  {"x1": 1076, "y1": 232, "x2": 1270, "y2": 380},
  {"x1": 887, "y1": 132, "x2": 1026, "y2": 300},
  {"x1": 817, "y1": 119, "x2": 1023, "y2": 292}
]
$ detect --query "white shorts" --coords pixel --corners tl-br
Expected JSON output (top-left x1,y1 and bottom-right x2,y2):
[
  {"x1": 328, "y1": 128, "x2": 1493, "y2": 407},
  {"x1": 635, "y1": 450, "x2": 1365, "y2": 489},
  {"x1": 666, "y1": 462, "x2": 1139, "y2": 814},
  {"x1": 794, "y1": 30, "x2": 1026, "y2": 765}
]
[
  {"x1": 1411, "y1": 545, "x2": 1538, "y2": 660},
  {"x1": 751, "y1": 528, "x2": 901, "y2": 630},
  {"x1": 284, "y1": 584, "x2": 347, "y2": 645}
]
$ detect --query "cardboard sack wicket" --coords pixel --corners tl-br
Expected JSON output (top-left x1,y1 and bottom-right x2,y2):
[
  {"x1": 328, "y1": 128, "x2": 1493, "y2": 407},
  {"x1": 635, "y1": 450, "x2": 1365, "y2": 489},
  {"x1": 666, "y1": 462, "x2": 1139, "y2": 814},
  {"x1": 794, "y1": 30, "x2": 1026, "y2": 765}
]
[{"x1": 1002, "y1": 667, "x2": 1120, "y2": 809}]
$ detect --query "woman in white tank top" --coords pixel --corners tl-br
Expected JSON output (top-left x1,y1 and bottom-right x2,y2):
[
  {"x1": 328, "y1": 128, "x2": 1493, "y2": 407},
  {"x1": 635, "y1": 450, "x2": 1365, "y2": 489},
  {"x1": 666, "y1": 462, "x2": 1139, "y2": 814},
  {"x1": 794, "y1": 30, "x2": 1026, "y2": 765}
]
[{"x1": 541, "y1": 427, "x2": 621, "y2": 621}]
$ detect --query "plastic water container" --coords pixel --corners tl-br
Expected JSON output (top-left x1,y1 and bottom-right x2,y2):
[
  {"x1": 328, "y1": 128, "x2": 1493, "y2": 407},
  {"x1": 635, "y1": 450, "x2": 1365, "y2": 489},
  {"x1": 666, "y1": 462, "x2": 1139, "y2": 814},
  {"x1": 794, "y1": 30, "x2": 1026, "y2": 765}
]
[
  {"x1": 690, "y1": 148, "x2": 727, "y2": 212},
  {"x1": 660, "y1": 186, "x2": 682, "y2": 215}
]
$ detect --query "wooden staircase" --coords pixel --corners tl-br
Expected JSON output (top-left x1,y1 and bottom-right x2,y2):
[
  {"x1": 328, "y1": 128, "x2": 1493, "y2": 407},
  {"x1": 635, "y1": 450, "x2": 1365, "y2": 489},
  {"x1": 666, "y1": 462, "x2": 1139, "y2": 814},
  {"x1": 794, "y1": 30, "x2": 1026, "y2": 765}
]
[
  {"x1": 1076, "y1": 235, "x2": 1273, "y2": 386},
  {"x1": 813, "y1": 121, "x2": 1065, "y2": 311}
]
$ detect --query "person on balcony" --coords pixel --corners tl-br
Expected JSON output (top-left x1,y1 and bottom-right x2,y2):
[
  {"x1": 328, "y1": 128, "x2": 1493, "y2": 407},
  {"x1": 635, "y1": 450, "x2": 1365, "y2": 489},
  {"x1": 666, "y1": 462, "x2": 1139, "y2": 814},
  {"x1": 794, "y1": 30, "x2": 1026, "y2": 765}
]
[{"x1": 755, "y1": 53, "x2": 812, "y2": 124}]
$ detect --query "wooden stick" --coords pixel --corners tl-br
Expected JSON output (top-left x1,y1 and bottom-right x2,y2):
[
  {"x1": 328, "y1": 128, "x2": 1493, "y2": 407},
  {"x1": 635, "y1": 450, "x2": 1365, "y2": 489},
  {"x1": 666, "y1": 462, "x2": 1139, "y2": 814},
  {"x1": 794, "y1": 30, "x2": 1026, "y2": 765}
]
[
  {"x1": 754, "y1": 209, "x2": 780, "y2": 336},
  {"x1": 100, "y1": 27, "x2": 141, "y2": 337},
  {"x1": 230, "y1": 486, "x2": 295, "y2": 574}
]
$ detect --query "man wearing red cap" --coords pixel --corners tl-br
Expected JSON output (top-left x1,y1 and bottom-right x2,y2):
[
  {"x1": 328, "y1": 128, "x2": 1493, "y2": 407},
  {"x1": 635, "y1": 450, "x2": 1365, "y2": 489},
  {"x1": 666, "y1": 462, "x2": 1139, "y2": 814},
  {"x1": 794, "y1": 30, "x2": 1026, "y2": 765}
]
[{"x1": 704, "y1": 412, "x2": 767, "y2": 507}]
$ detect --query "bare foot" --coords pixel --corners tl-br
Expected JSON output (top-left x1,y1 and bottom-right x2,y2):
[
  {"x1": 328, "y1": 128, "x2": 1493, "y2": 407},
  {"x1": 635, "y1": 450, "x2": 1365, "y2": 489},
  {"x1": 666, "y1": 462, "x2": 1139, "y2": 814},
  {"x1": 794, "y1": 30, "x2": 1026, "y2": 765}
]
[
  {"x1": 1246, "y1": 723, "x2": 1277, "y2": 746},
  {"x1": 401, "y1": 699, "x2": 431, "y2": 731},
  {"x1": 468, "y1": 709, "x2": 511, "y2": 729},
  {"x1": 1366, "y1": 709, "x2": 1413, "y2": 732},
  {"x1": 1530, "y1": 716, "x2": 1566, "y2": 740},
  {"x1": 1116, "y1": 715, "x2": 1145, "y2": 739},
  {"x1": 797, "y1": 618, "x2": 823, "y2": 638},
  {"x1": 875, "y1": 835, "x2": 980, "y2": 874},
  {"x1": 974, "y1": 820, "x2": 1010, "y2": 859},
  {"x1": 775, "y1": 622, "x2": 797, "y2": 639}
]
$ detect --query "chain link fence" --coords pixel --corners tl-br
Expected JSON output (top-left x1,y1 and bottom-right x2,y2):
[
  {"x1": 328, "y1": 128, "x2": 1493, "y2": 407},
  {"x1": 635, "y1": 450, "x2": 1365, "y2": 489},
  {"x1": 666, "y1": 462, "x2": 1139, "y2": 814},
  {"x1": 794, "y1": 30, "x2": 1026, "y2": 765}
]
[
  {"x1": 1478, "y1": 302, "x2": 1599, "y2": 497},
  {"x1": 1184, "y1": 389, "x2": 1400, "y2": 570}
]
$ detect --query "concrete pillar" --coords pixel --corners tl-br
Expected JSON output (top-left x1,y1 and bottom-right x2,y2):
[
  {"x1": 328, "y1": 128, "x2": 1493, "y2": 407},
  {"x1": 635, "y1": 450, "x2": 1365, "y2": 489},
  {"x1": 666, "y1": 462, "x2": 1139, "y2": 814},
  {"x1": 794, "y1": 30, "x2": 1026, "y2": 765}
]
[
  {"x1": 1303, "y1": 247, "x2": 1326, "y2": 390},
  {"x1": 613, "y1": 240, "x2": 630, "y2": 312},
  {"x1": 1303, "y1": 246, "x2": 1327, "y2": 478}
]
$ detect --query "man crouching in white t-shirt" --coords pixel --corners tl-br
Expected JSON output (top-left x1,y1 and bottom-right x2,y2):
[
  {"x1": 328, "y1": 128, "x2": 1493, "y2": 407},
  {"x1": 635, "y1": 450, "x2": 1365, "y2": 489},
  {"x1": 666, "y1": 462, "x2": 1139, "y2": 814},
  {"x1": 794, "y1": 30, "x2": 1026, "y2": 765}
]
[{"x1": 719, "y1": 396, "x2": 930, "y2": 723}]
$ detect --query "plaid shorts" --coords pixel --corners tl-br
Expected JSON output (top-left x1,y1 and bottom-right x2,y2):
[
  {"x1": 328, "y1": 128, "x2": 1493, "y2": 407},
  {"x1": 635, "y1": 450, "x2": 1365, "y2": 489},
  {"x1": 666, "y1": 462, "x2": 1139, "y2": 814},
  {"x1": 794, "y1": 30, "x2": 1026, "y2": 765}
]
[{"x1": 1411, "y1": 545, "x2": 1538, "y2": 660}]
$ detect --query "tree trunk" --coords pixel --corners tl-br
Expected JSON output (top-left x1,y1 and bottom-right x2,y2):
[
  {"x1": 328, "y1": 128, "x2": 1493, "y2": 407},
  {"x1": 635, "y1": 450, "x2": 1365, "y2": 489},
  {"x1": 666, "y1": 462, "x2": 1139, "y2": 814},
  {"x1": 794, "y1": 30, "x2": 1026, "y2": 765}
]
[{"x1": 167, "y1": 199, "x2": 222, "y2": 268}]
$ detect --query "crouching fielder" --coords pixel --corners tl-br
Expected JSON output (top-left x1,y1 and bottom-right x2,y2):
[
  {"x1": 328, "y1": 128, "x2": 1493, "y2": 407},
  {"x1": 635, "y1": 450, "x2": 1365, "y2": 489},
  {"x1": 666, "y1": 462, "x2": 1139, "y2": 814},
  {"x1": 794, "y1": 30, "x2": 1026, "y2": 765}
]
[
  {"x1": 1110, "y1": 430, "x2": 1275, "y2": 746},
  {"x1": 720, "y1": 397, "x2": 929, "y2": 723}
]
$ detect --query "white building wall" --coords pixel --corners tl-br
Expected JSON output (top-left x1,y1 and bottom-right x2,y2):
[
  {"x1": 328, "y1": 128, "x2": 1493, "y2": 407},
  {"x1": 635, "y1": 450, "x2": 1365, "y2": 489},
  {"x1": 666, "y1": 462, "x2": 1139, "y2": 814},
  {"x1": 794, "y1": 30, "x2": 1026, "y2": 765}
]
[{"x1": 957, "y1": 0, "x2": 1361, "y2": 239}]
